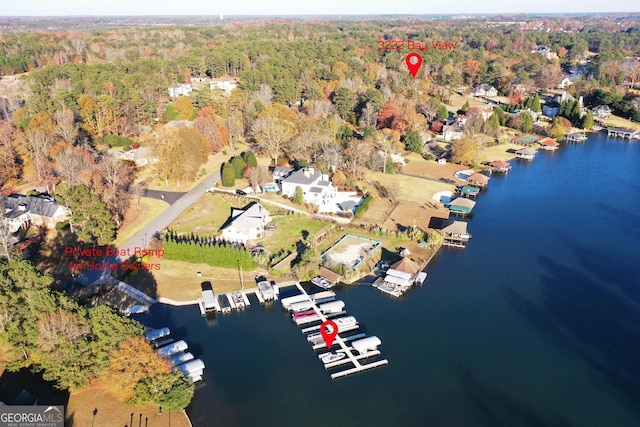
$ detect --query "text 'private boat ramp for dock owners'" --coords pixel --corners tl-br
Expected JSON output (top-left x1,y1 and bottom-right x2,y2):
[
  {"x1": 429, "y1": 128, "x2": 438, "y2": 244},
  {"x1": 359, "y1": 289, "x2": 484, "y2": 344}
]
[{"x1": 281, "y1": 281, "x2": 388, "y2": 379}]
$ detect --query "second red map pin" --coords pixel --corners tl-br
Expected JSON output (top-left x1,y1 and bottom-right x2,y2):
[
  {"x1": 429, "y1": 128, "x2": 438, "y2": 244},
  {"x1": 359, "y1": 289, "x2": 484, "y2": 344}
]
[
  {"x1": 320, "y1": 320, "x2": 338, "y2": 349},
  {"x1": 405, "y1": 52, "x2": 422, "y2": 78}
]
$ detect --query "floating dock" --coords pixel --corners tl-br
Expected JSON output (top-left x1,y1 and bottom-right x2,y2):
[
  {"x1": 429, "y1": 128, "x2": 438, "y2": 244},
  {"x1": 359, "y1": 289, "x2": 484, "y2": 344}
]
[
  {"x1": 152, "y1": 328, "x2": 204, "y2": 383},
  {"x1": 285, "y1": 282, "x2": 388, "y2": 379}
]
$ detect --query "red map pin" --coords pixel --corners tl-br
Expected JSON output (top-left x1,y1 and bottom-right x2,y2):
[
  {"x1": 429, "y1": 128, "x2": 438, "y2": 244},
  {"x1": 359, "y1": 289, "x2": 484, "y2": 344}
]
[
  {"x1": 320, "y1": 320, "x2": 338, "y2": 349},
  {"x1": 405, "y1": 52, "x2": 423, "y2": 78}
]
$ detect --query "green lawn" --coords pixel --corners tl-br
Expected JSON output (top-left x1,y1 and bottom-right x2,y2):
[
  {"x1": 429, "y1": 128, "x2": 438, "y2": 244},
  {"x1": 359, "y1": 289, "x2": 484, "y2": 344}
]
[
  {"x1": 168, "y1": 193, "x2": 243, "y2": 235},
  {"x1": 257, "y1": 215, "x2": 332, "y2": 253},
  {"x1": 112, "y1": 196, "x2": 169, "y2": 247}
]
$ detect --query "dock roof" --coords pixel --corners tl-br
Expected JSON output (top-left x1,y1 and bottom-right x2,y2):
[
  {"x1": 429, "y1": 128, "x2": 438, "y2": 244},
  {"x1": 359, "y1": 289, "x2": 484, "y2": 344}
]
[
  {"x1": 440, "y1": 220, "x2": 469, "y2": 235},
  {"x1": 389, "y1": 257, "x2": 422, "y2": 275}
]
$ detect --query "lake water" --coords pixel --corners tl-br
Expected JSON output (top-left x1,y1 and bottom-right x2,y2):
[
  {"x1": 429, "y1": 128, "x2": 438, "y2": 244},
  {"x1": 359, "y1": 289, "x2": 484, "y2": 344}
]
[{"x1": 136, "y1": 132, "x2": 640, "y2": 427}]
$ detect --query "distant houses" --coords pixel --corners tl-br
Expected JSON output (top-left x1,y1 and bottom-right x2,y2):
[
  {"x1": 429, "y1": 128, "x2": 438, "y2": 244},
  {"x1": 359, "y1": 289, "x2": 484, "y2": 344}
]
[
  {"x1": 557, "y1": 76, "x2": 574, "y2": 89},
  {"x1": 470, "y1": 84, "x2": 498, "y2": 97},
  {"x1": 220, "y1": 203, "x2": 270, "y2": 245},
  {"x1": 0, "y1": 194, "x2": 70, "y2": 233},
  {"x1": 168, "y1": 83, "x2": 193, "y2": 98}
]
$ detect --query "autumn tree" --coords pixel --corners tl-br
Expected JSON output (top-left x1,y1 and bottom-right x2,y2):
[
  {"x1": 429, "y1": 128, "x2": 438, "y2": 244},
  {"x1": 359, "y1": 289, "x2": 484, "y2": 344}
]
[
  {"x1": 54, "y1": 147, "x2": 96, "y2": 186},
  {"x1": 582, "y1": 110, "x2": 594, "y2": 130},
  {"x1": 53, "y1": 109, "x2": 79, "y2": 145},
  {"x1": 152, "y1": 127, "x2": 209, "y2": 186},
  {"x1": 173, "y1": 96, "x2": 196, "y2": 120},
  {"x1": 250, "y1": 104, "x2": 299, "y2": 164},
  {"x1": 101, "y1": 336, "x2": 172, "y2": 401},
  {"x1": 548, "y1": 117, "x2": 566, "y2": 139},
  {"x1": 0, "y1": 120, "x2": 19, "y2": 187},
  {"x1": 450, "y1": 137, "x2": 478, "y2": 166},
  {"x1": 193, "y1": 117, "x2": 223, "y2": 154},
  {"x1": 96, "y1": 155, "x2": 135, "y2": 227}
]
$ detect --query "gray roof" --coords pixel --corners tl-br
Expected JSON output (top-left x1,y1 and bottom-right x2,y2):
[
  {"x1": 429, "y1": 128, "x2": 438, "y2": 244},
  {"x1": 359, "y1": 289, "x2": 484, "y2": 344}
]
[
  {"x1": 440, "y1": 220, "x2": 468, "y2": 235},
  {"x1": 282, "y1": 168, "x2": 323, "y2": 186},
  {"x1": 0, "y1": 195, "x2": 64, "y2": 220},
  {"x1": 222, "y1": 203, "x2": 268, "y2": 234},
  {"x1": 449, "y1": 198, "x2": 476, "y2": 209},
  {"x1": 516, "y1": 147, "x2": 537, "y2": 155}
]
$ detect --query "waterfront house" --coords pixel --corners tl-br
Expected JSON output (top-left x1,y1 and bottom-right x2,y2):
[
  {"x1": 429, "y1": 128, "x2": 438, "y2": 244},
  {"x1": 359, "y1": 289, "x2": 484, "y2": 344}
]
[
  {"x1": 593, "y1": 105, "x2": 611, "y2": 119},
  {"x1": 467, "y1": 172, "x2": 490, "y2": 189},
  {"x1": 515, "y1": 147, "x2": 537, "y2": 160},
  {"x1": 557, "y1": 76, "x2": 574, "y2": 89},
  {"x1": 220, "y1": 203, "x2": 270, "y2": 244},
  {"x1": 0, "y1": 194, "x2": 70, "y2": 233},
  {"x1": 490, "y1": 160, "x2": 511, "y2": 173},
  {"x1": 471, "y1": 84, "x2": 498, "y2": 97}
]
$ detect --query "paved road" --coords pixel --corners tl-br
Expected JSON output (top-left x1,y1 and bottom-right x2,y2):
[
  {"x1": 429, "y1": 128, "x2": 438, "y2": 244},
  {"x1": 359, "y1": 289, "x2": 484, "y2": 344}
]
[{"x1": 144, "y1": 189, "x2": 186, "y2": 205}]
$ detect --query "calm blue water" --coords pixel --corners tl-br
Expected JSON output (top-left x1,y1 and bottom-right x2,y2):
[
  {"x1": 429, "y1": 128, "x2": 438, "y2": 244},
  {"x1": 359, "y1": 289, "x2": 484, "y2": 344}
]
[{"x1": 136, "y1": 132, "x2": 640, "y2": 427}]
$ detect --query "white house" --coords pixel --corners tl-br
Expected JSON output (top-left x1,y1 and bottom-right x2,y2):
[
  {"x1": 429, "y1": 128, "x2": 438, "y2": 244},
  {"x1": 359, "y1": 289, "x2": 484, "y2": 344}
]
[
  {"x1": 168, "y1": 84, "x2": 193, "y2": 98},
  {"x1": 593, "y1": 105, "x2": 612, "y2": 119},
  {"x1": 0, "y1": 195, "x2": 70, "y2": 233},
  {"x1": 209, "y1": 77, "x2": 239, "y2": 94},
  {"x1": 280, "y1": 167, "x2": 337, "y2": 207},
  {"x1": 442, "y1": 124, "x2": 465, "y2": 142},
  {"x1": 557, "y1": 76, "x2": 574, "y2": 89},
  {"x1": 471, "y1": 84, "x2": 498, "y2": 97},
  {"x1": 220, "y1": 203, "x2": 270, "y2": 244}
]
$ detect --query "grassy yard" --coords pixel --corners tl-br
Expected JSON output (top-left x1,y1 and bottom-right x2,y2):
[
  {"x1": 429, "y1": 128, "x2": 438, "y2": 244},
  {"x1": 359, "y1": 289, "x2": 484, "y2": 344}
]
[
  {"x1": 597, "y1": 114, "x2": 640, "y2": 131},
  {"x1": 67, "y1": 382, "x2": 191, "y2": 427},
  {"x1": 168, "y1": 192, "x2": 239, "y2": 235},
  {"x1": 256, "y1": 214, "x2": 333, "y2": 253},
  {"x1": 112, "y1": 196, "x2": 169, "y2": 247},
  {"x1": 367, "y1": 170, "x2": 452, "y2": 205}
]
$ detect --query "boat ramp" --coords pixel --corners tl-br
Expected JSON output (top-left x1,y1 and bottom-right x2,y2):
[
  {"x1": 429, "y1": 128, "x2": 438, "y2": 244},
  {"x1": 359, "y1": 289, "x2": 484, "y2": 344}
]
[
  {"x1": 282, "y1": 282, "x2": 388, "y2": 380},
  {"x1": 145, "y1": 327, "x2": 205, "y2": 383}
]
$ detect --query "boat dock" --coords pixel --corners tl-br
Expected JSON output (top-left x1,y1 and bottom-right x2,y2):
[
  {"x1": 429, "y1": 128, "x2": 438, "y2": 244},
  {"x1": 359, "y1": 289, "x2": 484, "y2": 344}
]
[
  {"x1": 285, "y1": 282, "x2": 388, "y2": 379},
  {"x1": 145, "y1": 327, "x2": 205, "y2": 383}
]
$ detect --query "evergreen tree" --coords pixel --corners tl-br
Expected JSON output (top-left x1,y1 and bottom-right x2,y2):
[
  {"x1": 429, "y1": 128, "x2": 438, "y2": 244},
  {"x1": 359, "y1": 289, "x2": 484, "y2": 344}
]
[
  {"x1": 558, "y1": 100, "x2": 569, "y2": 118},
  {"x1": 483, "y1": 112, "x2": 501, "y2": 135},
  {"x1": 292, "y1": 186, "x2": 304, "y2": 204},
  {"x1": 221, "y1": 162, "x2": 235, "y2": 187},
  {"x1": 436, "y1": 105, "x2": 449, "y2": 120},
  {"x1": 55, "y1": 183, "x2": 116, "y2": 245},
  {"x1": 569, "y1": 100, "x2": 582, "y2": 125},
  {"x1": 242, "y1": 150, "x2": 258, "y2": 167},
  {"x1": 582, "y1": 110, "x2": 594, "y2": 130},
  {"x1": 402, "y1": 129, "x2": 423, "y2": 154},
  {"x1": 531, "y1": 94, "x2": 542, "y2": 112},
  {"x1": 520, "y1": 112, "x2": 534, "y2": 133},
  {"x1": 459, "y1": 99, "x2": 470, "y2": 114},
  {"x1": 231, "y1": 156, "x2": 246, "y2": 179},
  {"x1": 493, "y1": 106, "x2": 506, "y2": 125}
]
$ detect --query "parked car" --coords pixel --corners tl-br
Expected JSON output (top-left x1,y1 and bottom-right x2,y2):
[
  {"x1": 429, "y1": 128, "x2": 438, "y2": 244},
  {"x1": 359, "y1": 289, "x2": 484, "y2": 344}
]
[{"x1": 236, "y1": 189, "x2": 247, "y2": 196}]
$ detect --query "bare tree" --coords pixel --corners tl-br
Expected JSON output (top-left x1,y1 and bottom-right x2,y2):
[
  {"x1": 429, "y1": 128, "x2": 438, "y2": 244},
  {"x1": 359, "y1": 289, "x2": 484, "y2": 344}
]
[
  {"x1": 193, "y1": 117, "x2": 223, "y2": 153},
  {"x1": 130, "y1": 181, "x2": 146, "y2": 206},
  {"x1": 254, "y1": 84, "x2": 273, "y2": 107},
  {"x1": 38, "y1": 311, "x2": 89, "y2": 352},
  {"x1": 359, "y1": 102, "x2": 379, "y2": 127},
  {"x1": 97, "y1": 155, "x2": 134, "y2": 226},
  {"x1": 244, "y1": 166, "x2": 262, "y2": 194},
  {"x1": 306, "y1": 100, "x2": 334, "y2": 121},
  {"x1": 250, "y1": 116, "x2": 297, "y2": 164},
  {"x1": 54, "y1": 148, "x2": 95, "y2": 185},
  {"x1": 0, "y1": 219, "x2": 17, "y2": 262},
  {"x1": 623, "y1": 60, "x2": 640, "y2": 89},
  {"x1": 225, "y1": 111, "x2": 244, "y2": 148},
  {"x1": 319, "y1": 143, "x2": 344, "y2": 172}
]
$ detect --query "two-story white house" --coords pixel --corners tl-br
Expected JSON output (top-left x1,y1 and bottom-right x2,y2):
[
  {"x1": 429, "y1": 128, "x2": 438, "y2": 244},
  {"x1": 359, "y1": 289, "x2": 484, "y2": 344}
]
[
  {"x1": 280, "y1": 167, "x2": 338, "y2": 210},
  {"x1": 168, "y1": 84, "x2": 193, "y2": 98},
  {"x1": 220, "y1": 203, "x2": 270, "y2": 245},
  {"x1": 209, "y1": 77, "x2": 239, "y2": 94},
  {"x1": 471, "y1": 84, "x2": 498, "y2": 97}
]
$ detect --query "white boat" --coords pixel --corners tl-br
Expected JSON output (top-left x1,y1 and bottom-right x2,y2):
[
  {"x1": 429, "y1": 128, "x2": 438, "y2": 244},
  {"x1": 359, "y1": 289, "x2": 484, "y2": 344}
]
[
  {"x1": 320, "y1": 352, "x2": 347, "y2": 364},
  {"x1": 311, "y1": 276, "x2": 331, "y2": 289},
  {"x1": 230, "y1": 291, "x2": 246, "y2": 309},
  {"x1": 306, "y1": 332, "x2": 324, "y2": 344},
  {"x1": 333, "y1": 316, "x2": 357, "y2": 332}
]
